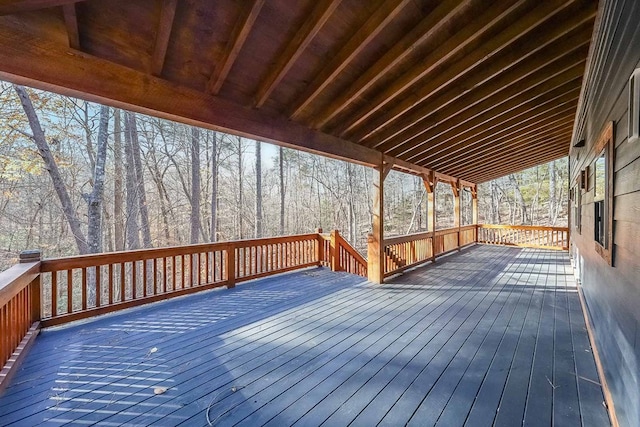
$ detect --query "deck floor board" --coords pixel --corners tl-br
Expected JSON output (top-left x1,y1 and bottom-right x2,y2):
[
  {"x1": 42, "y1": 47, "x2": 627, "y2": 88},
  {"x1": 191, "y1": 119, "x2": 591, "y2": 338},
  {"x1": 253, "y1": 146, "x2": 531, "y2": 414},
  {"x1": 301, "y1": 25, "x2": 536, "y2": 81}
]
[{"x1": 0, "y1": 246, "x2": 609, "y2": 426}]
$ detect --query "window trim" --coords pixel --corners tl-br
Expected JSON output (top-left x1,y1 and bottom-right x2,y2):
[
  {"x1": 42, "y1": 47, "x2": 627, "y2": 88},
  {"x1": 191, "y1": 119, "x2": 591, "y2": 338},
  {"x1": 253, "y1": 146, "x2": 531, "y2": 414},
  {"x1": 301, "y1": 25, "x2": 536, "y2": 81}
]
[{"x1": 593, "y1": 122, "x2": 614, "y2": 265}]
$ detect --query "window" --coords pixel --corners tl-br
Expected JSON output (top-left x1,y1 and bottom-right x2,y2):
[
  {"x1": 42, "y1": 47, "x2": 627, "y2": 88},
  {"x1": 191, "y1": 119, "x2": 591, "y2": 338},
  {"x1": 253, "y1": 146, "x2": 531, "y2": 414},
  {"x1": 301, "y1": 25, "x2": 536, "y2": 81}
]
[
  {"x1": 592, "y1": 122, "x2": 614, "y2": 265},
  {"x1": 629, "y1": 68, "x2": 640, "y2": 142},
  {"x1": 572, "y1": 185, "x2": 581, "y2": 234}
]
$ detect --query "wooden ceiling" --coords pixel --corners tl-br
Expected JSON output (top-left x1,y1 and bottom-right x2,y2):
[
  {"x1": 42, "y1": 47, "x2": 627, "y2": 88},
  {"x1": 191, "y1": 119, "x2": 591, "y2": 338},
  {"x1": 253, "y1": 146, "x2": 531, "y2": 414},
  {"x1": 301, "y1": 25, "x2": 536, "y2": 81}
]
[{"x1": 0, "y1": 0, "x2": 597, "y2": 183}]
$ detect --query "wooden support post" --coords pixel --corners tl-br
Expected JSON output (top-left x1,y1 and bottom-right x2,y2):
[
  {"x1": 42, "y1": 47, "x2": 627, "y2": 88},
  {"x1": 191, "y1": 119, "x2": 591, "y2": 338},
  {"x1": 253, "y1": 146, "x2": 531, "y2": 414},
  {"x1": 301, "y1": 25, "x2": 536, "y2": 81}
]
[
  {"x1": 226, "y1": 244, "x2": 236, "y2": 288},
  {"x1": 20, "y1": 250, "x2": 41, "y2": 322},
  {"x1": 316, "y1": 228, "x2": 324, "y2": 265},
  {"x1": 452, "y1": 180, "x2": 461, "y2": 250},
  {"x1": 330, "y1": 229, "x2": 341, "y2": 271},
  {"x1": 423, "y1": 173, "x2": 437, "y2": 261},
  {"x1": 472, "y1": 184, "x2": 478, "y2": 242},
  {"x1": 368, "y1": 158, "x2": 392, "y2": 284}
]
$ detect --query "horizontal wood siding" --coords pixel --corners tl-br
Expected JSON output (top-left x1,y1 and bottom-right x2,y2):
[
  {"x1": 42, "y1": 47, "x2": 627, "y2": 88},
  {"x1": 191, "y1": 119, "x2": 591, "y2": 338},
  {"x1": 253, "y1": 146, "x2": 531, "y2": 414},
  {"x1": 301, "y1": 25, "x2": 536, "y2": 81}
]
[{"x1": 570, "y1": 1, "x2": 640, "y2": 424}]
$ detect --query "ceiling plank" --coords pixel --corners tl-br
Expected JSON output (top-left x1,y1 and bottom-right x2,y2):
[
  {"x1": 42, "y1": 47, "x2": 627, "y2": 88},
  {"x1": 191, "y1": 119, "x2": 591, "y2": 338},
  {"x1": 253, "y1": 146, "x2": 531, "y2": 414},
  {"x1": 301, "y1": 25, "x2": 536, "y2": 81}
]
[
  {"x1": 387, "y1": 71, "x2": 584, "y2": 158},
  {"x1": 452, "y1": 138, "x2": 570, "y2": 182},
  {"x1": 362, "y1": 26, "x2": 591, "y2": 151},
  {"x1": 150, "y1": 0, "x2": 178, "y2": 76},
  {"x1": 469, "y1": 147, "x2": 568, "y2": 182},
  {"x1": 405, "y1": 91, "x2": 579, "y2": 163},
  {"x1": 207, "y1": 0, "x2": 265, "y2": 95},
  {"x1": 253, "y1": 0, "x2": 341, "y2": 108},
  {"x1": 61, "y1": 3, "x2": 79, "y2": 49},
  {"x1": 0, "y1": 0, "x2": 82, "y2": 15},
  {"x1": 380, "y1": 58, "x2": 585, "y2": 156},
  {"x1": 346, "y1": 0, "x2": 595, "y2": 142},
  {"x1": 287, "y1": 0, "x2": 411, "y2": 120},
  {"x1": 446, "y1": 129, "x2": 572, "y2": 176},
  {"x1": 336, "y1": 0, "x2": 527, "y2": 136},
  {"x1": 421, "y1": 113, "x2": 576, "y2": 173},
  {"x1": 309, "y1": 0, "x2": 474, "y2": 129},
  {"x1": 443, "y1": 123, "x2": 574, "y2": 173}
]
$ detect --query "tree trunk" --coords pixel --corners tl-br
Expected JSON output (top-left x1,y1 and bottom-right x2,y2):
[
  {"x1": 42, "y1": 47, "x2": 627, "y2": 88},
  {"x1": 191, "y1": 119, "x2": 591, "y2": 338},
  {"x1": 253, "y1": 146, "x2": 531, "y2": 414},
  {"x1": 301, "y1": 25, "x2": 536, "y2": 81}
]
[
  {"x1": 86, "y1": 105, "x2": 110, "y2": 254},
  {"x1": 279, "y1": 146, "x2": 285, "y2": 235},
  {"x1": 127, "y1": 111, "x2": 152, "y2": 248},
  {"x1": 190, "y1": 126, "x2": 201, "y2": 243},
  {"x1": 237, "y1": 137, "x2": 244, "y2": 239},
  {"x1": 123, "y1": 112, "x2": 140, "y2": 250},
  {"x1": 255, "y1": 140, "x2": 263, "y2": 238},
  {"x1": 210, "y1": 132, "x2": 218, "y2": 242},
  {"x1": 113, "y1": 109, "x2": 125, "y2": 251},
  {"x1": 13, "y1": 85, "x2": 89, "y2": 254},
  {"x1": 509, "y1": 174, "x2": 528, "y2": 224}
]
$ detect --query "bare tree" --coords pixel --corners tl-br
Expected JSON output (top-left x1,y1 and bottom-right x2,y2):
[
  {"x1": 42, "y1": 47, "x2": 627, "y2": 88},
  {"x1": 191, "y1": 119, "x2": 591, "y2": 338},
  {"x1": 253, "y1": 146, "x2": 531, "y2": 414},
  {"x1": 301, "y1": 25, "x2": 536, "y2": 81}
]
[
  {"x1": 190, "y1": 126, "x2": 201, "y2": 243},
  {"x1": 113, "y1": 109, "x2": 125, "y2": 251},
  {"x1": 255, "y1": 140, "x2": 262, "y2": 238},
  {"x1": 211, "y1": 132, "x2": 218, "y2": 242},
  {"x1": 13, "y1": 85, "x2": 89, "y2": 254},
  {"x1": 85, "y1": 105, "x2": 110, "y2": 253},
  {"x1": 123, "y1": 111, "x2": 140, "y2": 250},
  {"x1": 279, "y1": 146, "x2": 285, "y2": 235},
  {"x1": 127, "y1": 112, "x2": 152, "y2": 248}
]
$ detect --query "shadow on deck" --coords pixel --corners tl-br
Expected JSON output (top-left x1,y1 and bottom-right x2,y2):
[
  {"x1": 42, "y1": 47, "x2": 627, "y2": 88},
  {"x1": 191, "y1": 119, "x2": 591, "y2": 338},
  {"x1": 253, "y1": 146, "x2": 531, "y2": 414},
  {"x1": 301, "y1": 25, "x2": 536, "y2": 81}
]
[{"x1": 0, "y1": 245, "x2": 609, "y2": 426}]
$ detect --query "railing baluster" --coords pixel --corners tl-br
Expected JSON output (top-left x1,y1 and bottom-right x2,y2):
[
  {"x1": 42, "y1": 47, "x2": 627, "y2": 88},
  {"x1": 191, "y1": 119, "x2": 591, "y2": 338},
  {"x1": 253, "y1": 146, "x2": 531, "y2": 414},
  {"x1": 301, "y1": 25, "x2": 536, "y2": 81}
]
[{"x1": 95, "y1": 265, "x2": 101, "y2": 308}]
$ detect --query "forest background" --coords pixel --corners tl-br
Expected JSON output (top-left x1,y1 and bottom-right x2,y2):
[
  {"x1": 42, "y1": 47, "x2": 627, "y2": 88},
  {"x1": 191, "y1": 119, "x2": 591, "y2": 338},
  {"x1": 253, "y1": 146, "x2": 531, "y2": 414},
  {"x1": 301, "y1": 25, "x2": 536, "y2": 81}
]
[{"x1": 0, "y1": 84, "x2": 569, "y2": 271}]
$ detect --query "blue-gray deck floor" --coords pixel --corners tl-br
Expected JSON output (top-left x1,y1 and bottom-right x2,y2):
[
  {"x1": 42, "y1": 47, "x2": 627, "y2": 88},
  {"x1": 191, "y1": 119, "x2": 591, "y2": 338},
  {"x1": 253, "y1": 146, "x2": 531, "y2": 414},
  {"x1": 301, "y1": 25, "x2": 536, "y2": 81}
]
[{"x1": 0, "y1": 245, "x2": 610, "y2": 426}]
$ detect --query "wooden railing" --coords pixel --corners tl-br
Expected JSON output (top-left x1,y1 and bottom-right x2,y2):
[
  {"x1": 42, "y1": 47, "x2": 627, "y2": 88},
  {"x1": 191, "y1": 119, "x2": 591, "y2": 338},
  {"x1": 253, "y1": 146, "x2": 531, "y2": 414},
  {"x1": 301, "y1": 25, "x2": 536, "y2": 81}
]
[
  {"x1": 477, "y1": 224, "x2": 569, "y2": 250},
  {"x1": 0, "y1": 251, "x2": 41, "y2": 390},
  {"x1": 382, "y1": 225, "x2": 477, "y2": 277},
  {"x1": 319, "y1": 230, "x2": 367, "y2": 277}
]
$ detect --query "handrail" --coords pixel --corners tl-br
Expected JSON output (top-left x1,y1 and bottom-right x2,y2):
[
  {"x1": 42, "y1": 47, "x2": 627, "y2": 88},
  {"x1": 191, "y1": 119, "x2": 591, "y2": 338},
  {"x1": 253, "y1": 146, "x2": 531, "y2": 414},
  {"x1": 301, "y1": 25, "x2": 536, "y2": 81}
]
[
  {"x1": 0, "y1": 252, "x2": 41, "y2": 391},
  {"x1": 319, "y1": 230, "x2": 367, "y2": 277},
  {"x1": 382, "y1": 225, "x2": 478, "y2": 277},
  {"x1": 477, "y1": 224, "x2": 569, "y2": 250}
]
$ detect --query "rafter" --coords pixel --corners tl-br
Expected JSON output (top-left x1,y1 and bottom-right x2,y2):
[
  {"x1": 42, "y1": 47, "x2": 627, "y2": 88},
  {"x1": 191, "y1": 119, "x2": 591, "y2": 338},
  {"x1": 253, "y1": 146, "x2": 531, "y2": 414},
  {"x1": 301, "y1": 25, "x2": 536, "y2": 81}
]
[
  {"x1": 309, "y1": 0, "x2": 474, "y2": 129},
  {"x1": 443, "y1": 123, "x2": 574, "y2": 173},
  {"x1": 335, "y1": 0, "x2": 527, "y2": 137},
  {"x1": 468, "y1": 147, "x2": 568, "y2": 183},
  {"x1": 363, "y1": 22, "x2": 593, "y2": 148},
  {"x1": 0, "y1": 0, "x2": 82, "y2": 15},
  {"x1": 343, "y1": 0, "x2": 594, "y2": 141},
  {"x1": 404, "y1": 90, "x2": 580, "y2": 162},
  {"x1": 62, "y1": 3, "x2": 79, "y2": 49},
  {"x1": 254, "y1": 0, "x2": 341, "y2": 108},
  {"x1": 207, "y1": 0, "x2": 265, "y2": 94},
  {"x1": 150, "y1": 0, "x2": 178, "y2": 76},
  {"x1": 416, "y1": 108, "x2": 577, "y2": 169},
  {"x1": 445, "y1": 127, "x2": 573, "y2": 176},
  {"x1": 387, "y1": 64, "x2": 584, "y2": 158},
  {"x1": 381, "y1": 60, "x2": 584, "y2": 158},
  {"x1": 287, "y1": 0, "x2": 411, "y2": 120}
]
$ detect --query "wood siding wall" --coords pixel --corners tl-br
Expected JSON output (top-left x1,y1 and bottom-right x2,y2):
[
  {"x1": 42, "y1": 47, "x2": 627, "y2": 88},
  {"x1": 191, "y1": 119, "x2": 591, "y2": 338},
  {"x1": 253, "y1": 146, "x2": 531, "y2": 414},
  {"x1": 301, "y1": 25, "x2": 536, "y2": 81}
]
[{"x1": 570, "y1": 1, "x2": 640, "y2": 425}]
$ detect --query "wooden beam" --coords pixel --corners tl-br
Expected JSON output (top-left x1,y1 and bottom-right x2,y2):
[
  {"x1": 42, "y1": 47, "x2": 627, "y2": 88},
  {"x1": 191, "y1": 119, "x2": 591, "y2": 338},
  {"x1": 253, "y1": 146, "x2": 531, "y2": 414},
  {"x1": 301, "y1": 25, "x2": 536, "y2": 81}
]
[
  {"x1": 0, "y1": 0, "x2": 82, "y2": 15},
  {"x1": 368, "y1": 155, "x2": 387, "y2": 284},
  {"x1": 370, "y1": 31, "x2": 591, "y2": 150},
  {"x1": 336, "y1": 0, "x2": 527, "y2": 137},
  {"x1": 417, "y1": 107, "x2": 577, "y2": 171},
  {"x1": 150, "y1": 0, "x2": 178, "y2": 76},
  {"x1": 444, "y1": 127, "x2": 574, "y2": 176},
  {"x1": 207, "y1": 0, "x2": 265, "y2": 94},
  {"x1": 62, "y1": 3, "x2": 79, "y2": 50},
  {"x1": 408, "y1": 94, "x2": 579, "y2": 164},
  {"x1": 288, "y1": 0, "x2": 410, "y2": 120},
  {"x1": 310, "y1": 0, "x2": 473, "y2": 129},
  {"x1": 452, "y1": 134, "x2": 570, "y2": 179},
  {"x1": 254, "y1": 0, "x2": 341, "y2": 108},
  {"x1": 386, "y1": 64, "x2": 584, "y2": 157},
  {"x1": 348, "y1": 0, "x2": 595, "y2": 143},
  {"x1": 0, "y1": 27, "x2": 386, "y2": 167}
]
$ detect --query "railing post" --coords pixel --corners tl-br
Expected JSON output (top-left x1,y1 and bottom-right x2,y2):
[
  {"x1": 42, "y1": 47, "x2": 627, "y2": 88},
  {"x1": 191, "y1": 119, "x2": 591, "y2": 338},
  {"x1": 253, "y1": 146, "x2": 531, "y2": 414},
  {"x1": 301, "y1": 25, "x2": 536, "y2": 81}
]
[
  {"x1": 226, "y1": 244, "x2": 236, "y2": 289},
  {"x1": 472, "y1": 184, "x2": 478, "y2": 243},
  {"x1": 330, "y1": 230, "x2": 341, "y2": 271},
  {"x1": 20, "y1": 250, "x2": 41, "y2": 323},
  {"x1": 316, "y1": 228, "x2": 324, "y2": 265}
]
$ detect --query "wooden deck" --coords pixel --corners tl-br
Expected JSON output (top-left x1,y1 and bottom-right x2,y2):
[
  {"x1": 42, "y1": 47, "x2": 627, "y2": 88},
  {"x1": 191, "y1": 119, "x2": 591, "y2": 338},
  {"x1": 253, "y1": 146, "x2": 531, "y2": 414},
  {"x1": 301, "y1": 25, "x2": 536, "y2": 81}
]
[{"x1": 0, "y1": 245, "x2": 609, "y2": 426}]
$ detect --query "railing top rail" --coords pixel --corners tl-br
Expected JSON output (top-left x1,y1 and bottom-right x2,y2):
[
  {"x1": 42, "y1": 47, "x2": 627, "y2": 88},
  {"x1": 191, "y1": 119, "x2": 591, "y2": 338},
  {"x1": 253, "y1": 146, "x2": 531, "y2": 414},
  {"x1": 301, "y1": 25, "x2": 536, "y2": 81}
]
[
  {"x1": 0, "y1": 261, "x2": 40, "y2": 310},
  {"x1": 337, "y1": 234, "x2": 367, "y2": 265},
  {"x1": 478, "y1": 224, "x2": 568, "y2": 231},
  {"x1": 384, "y1": 230, "x2": 434, "y2": 246},
  {"x1": 40, "y1": 232, "x2": 321, "y2": 272}
]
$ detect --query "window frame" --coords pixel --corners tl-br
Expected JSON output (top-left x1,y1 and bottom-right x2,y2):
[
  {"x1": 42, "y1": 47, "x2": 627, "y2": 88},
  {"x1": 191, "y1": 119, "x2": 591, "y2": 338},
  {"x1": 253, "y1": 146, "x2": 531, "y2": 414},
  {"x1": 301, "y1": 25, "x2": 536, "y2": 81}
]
[{"x1": 592, "y1": 122, "x2": 614, "y2": 265}]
